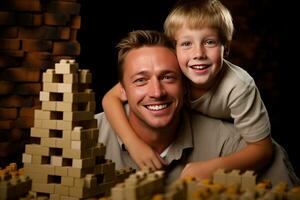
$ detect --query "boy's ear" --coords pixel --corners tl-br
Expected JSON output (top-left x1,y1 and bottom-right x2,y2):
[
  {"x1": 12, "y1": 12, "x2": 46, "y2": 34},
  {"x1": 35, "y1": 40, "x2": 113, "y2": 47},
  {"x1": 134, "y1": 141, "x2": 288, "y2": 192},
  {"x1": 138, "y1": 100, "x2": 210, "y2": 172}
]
[
  {"x1": 224, "y1": 43, "x2": 230, "y2": 57},
  {"x1": 120, "y1": 85, "x2": 128, "y2": 101}
]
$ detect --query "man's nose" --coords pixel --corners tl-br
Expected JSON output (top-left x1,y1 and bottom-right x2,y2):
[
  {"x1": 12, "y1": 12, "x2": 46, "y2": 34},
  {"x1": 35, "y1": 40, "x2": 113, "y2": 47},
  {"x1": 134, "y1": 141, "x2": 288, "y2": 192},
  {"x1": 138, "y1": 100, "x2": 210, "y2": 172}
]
[{"x1": 149, "y1": 78, "x2": 166, "y2": 98}]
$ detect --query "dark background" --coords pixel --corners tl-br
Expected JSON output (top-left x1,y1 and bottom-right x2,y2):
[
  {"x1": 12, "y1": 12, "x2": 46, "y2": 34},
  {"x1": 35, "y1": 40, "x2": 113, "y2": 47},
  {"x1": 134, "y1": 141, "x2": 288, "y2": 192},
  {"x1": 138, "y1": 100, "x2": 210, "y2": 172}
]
[{"x1": 77, "y1": 0, "x2": 299, "y2": 177}]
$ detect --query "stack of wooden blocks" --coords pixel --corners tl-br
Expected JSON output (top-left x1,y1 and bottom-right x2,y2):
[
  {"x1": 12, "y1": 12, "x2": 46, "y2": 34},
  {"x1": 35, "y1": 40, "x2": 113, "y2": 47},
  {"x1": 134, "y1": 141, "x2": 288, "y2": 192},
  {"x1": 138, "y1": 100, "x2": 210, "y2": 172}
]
[{"x1": 22, "y1": 59, "x2": 116, "y2": 199}]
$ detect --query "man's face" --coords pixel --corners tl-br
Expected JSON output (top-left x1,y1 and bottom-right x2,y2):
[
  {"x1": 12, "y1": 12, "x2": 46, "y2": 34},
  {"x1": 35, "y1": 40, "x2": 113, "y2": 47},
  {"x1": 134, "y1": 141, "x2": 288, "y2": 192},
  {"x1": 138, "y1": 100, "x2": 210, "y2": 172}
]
[{"x1": 121, "y1": 46, "x2": 184, "y2": 130}]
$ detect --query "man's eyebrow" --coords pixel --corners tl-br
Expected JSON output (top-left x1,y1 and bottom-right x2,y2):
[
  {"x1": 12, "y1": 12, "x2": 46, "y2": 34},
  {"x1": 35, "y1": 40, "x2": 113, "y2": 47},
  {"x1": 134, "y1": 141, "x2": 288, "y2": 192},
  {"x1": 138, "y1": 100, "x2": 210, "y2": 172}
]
[{"x1": 129, "y1": 71, "x2": 149, "y2": 79}]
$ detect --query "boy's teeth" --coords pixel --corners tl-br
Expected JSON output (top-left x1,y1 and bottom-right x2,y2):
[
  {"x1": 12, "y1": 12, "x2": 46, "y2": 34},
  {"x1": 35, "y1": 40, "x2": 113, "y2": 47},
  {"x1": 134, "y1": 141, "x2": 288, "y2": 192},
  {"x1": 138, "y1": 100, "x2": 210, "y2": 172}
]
[
  {"x1": 147, "y1": 104, "x2": 167, "y2": 111},
  {"x1": 191, "y1": 65, "x2": 207, "y2": 69}
]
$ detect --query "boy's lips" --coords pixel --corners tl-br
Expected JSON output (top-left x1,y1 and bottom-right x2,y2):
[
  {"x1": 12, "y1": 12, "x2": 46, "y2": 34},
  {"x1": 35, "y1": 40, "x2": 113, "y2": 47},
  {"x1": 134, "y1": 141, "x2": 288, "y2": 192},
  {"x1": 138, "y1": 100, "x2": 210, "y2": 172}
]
[{"x1": 189, "y1": 64, "x2": 210, "y2": 70}]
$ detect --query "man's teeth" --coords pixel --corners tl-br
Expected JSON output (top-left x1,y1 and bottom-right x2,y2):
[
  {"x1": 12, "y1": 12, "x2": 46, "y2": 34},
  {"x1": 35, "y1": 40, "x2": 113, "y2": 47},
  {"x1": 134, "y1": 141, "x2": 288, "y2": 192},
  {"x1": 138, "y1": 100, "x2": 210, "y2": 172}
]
[{"x1": 147, "y1": 104, "x2": 168, "y2": 111}]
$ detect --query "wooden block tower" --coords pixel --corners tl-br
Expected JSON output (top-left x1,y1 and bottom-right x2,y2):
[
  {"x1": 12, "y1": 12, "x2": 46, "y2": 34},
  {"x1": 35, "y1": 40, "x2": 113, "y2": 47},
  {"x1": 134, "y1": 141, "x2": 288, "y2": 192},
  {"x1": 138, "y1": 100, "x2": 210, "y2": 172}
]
[{"x1": 22, "y1": 59, "x2": 116, "y2": 199}]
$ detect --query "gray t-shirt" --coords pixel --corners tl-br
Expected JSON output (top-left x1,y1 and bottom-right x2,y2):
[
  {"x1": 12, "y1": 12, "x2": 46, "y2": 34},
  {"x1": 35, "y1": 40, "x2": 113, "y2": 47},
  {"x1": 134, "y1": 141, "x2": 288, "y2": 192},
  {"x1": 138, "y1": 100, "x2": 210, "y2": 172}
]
[
  {"x1": 191, "y1": 60, "x2": 270, "y2": 142},
  {"x1": 96, "y1": 108, "x2": 299, "y2": 186}
]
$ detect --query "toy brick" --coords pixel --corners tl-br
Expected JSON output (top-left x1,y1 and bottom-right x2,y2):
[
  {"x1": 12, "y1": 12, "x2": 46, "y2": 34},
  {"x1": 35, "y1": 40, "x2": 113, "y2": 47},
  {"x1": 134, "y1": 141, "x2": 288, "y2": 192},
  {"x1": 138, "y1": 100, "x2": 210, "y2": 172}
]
[
  {"x1": 287, "y1": 186, "x2": 300, "y2": 200},
  {"x1": 61, "y1": 176, "x2": 74, "y2": 187},
  {"x1": 55, "y1": 184, "x2": 69, "y2": 196},
  {"x1": 0, "y1": 26, "x2": 18, "y2": 38},
  {"x1": 0, "y1": 11, "x2": 15, "y2": 25},
  {"x1": 72, "y1": 158, "x2": 94, "y2": 169},
  {"x1": 78, "y1": 69, "x2": 92, "y2": 84},
  {"x1": 0, "y1": 120, "x2": 14, "y2": 129},
  {"x1": 55, "y1": 139, "x2": 71, "y2": 149},
  {"x1": 67, "y1": 167, "x2": 93, "y2": 178},
  {"x1": 32, "y1": 182, "x2": 55, "y2": 194},
  {"x1": 63, "y1": 111, "x2": 94, "y2": 121},
  {"x1": 35, "y1": 110, "x2": 51, "y2": 120},
  {"x1": 17, "y1": 13, "x2": 42, "y2": 26},
  {"x1": 30, "y1": 155, "x2": 49, "y2": 165},
  {"x1": 20, "y1": 26, "x2": 70, "y2": 40},
  {"x1": 241, "y1": 170, "x2": 256, "y2": 191},
  {"x1": 23, "y1": 163, "x2": 55, "y2": 175},
  {"x1": 0, "y1": 108, "x2": 17, "y2": 119},
  {"x1": 45, "y1": 1, "x2": 81, "y2": 15},
  {"x1": 43, "y1": 69, "x2": 60, "y2": 83},
  {"x1": 43, "y1": 83, "x2": 59, "y2": 93},
  {"x1": 30, "y1": 127, "x2": 49, "y2": 138},
  {"x1": 40, "y1": 91, "x2": 50, "y2": 101},
  {"x1": 63, "y1": 92, "x2": 95, "y2": 102},
  {"x1": 44, "y1": 13, "x2": 70, "y2": 26},
  {"x1": 23, "y1": 52, "x2": 53, "y2": 69},
  {"x1": 63, "y1": 148, "x2": 92, "y2": 159},
  {"x1": 70, "y1": 15, "x2": 81, "y2": 29},
  {"x1": 25, "y1": 144, "x2": 49, "y2": 156},
  {"x1": 42, "y1": 101, "x2": 56, "y2": 111},
  {"x1": 2, "y1": 0, "x2": 42, "y2": 12},
  {"x1": 95, "y1": 160, "x2": 115, "y2": 175},
  {"x1": 51, "y1": 156, "x2": 63, "y2": 167},
  {"x1": 20, "y1": 107, "x2": 37, "y2": 118},
  {"x1": 63, "y1": 74, "x2": 78, "y2": 84},
  {"x1": 0, "y1": 81, "x2": 14, "y2": 95},
  {"x1": 52, "y1": 41, "x2": 80, "y2": 56},
  {"x1": 0, "y1": 39, "x2": 20, "y2": 50},
  {"x1": 213, "y1": 169, "x2": 227, "y2": 185},
  {"x1": 22, "y1": 39, "x2": 53, "y2": 52},
  {"x1": 111, "y1": 183, "x2": 125, "y2": 200},
  {"x1": 22, "y1": 153, "x2": 32, "y2": 164},
  {"x1": 56, "y1": 102, "x2": 75, "y2": 112},
  {"x1": 57, "y1": 83, "x2": 78, "y2": 93},
  {"x1": 34, "y1": 119, "x2": 42, "y2": 128},
  {"x1": 227, "y1": 170, "x2": 242, "y2": 186},
  {"x1": 71, "y1": 139, "x2": 97, "y2": 150},
  {"x1": 41, "y1": 119, "x2": 57, "y2": 129},
  {"x1": 3, "y1": 67, "x2": 40, "y2": 82},
  {"x1": 55, "y1": 59, "x2": 78, "y2": 74},
  {"x1": 13, "y1": 117, "x2": 34, "y2": 129},
  {"x1": 41, "y1": 138, "x2": 56, "y2": 147},
  {"x1": 54, "y1": 166, "x2": 68, "y2": 177},
  {"x1": 70, "y1": 29, "x2": 78, "y2": 41},
  {"x1": 15, "y1": 83, "x2": 41, "y2": 95}
]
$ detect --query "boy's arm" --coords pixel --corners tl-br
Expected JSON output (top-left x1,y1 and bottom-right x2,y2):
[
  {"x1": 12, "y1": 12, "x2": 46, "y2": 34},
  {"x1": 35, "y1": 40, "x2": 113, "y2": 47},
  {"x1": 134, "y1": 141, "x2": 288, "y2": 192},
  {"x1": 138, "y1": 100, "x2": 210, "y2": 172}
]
[
  {"x1": 102, "y1": 83, "x2": 166, "y2": 169},
  {"x1": 181, "y1": 136, "x2": 273, "y2": 179}
]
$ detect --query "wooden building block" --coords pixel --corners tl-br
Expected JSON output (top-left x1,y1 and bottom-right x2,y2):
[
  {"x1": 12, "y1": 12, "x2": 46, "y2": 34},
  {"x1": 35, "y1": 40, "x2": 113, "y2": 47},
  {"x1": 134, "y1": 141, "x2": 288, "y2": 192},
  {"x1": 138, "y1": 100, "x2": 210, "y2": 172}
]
[
  {"x1": 241, "y1": 170, "x2": 256, "y2": 191},
  {"x1": 213, "y1": 169, "x2": 227, "y2": 185}
]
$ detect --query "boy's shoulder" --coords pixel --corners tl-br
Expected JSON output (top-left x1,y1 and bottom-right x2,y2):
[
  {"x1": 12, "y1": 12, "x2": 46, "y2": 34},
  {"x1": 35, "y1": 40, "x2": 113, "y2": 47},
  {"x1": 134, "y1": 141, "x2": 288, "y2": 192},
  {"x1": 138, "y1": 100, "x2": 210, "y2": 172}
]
[{"x1": 221, "y1": 60, "x2": 255, "y2": 88}]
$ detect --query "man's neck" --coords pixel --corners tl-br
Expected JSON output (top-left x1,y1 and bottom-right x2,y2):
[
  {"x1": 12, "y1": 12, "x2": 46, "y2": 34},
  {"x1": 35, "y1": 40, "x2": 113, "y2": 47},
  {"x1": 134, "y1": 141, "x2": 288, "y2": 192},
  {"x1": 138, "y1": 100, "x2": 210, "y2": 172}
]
[{"x1": 128, "y1": 114, "x2": 180, "y2": 154}]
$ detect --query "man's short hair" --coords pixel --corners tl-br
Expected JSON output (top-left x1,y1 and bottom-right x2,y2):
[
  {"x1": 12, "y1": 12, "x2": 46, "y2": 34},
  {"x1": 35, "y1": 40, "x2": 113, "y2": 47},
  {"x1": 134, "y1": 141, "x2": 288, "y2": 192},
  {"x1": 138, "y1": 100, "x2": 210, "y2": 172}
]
[{"x1": 116, "y1": 30, "x2": 175, "y2": 82}]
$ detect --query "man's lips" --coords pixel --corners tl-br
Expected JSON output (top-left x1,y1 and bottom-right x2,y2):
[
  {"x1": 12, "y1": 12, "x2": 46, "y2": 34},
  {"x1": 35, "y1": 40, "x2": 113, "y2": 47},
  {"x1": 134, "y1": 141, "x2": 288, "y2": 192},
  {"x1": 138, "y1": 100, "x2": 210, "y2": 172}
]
[{"x1": 144, "y1": 103, "x2": 171, "y2": 111}]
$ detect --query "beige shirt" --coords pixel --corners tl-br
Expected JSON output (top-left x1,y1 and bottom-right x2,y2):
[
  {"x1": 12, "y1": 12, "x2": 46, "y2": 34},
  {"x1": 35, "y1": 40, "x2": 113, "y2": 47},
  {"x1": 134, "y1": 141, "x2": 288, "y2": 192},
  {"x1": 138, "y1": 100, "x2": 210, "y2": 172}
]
[
  {"x1": 95, "y1": 109, "x2": 299, "y2": 186},
  {"x1": 191, "y1": 60, "x2": 271, "y2": 142}
]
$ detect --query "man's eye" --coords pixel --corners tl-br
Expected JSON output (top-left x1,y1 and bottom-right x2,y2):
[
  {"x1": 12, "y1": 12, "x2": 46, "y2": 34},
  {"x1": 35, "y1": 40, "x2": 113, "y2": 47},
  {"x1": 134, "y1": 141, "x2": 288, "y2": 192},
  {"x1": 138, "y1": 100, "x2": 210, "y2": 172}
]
[
  {"x1": 162, "y1": 75, "x2": 175, "y2": 82},
  {"x1": 133, "y1": 78, "x2": 146, "y2": 85}
]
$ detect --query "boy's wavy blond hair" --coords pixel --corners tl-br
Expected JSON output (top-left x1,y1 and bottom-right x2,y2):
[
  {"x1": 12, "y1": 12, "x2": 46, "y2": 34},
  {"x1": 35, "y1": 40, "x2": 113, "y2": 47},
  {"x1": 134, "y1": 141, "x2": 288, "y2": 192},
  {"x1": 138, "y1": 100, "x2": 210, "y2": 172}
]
[{"x1": 164, "y1": 0, "x2": 233, "y2": 45}]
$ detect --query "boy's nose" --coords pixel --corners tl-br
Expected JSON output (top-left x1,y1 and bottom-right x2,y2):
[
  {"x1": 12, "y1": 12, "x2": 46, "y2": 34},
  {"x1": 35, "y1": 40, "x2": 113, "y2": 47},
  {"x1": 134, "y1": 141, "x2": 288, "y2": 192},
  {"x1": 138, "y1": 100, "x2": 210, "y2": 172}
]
[{"x1": 193, "y1": 45, "x2": 206, "y2": 59}]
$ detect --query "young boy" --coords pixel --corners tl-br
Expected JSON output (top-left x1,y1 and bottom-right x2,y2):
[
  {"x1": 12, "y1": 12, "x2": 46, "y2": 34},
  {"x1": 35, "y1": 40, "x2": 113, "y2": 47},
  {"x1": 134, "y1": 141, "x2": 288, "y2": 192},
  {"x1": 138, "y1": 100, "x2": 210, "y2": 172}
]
[{"x1": 102, "y1": 0, "x2": 273, "y2": 179}]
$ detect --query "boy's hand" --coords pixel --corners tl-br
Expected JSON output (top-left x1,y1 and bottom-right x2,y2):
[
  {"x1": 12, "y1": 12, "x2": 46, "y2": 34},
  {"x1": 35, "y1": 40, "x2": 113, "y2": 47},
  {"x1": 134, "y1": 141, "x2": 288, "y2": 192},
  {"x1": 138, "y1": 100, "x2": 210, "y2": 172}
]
[
  {"x1": 126, "y1": 139, "x2": 167, "y2": 170},
  {"x1": 180, "y1": 158, "x2": 222, "y2": 180}
]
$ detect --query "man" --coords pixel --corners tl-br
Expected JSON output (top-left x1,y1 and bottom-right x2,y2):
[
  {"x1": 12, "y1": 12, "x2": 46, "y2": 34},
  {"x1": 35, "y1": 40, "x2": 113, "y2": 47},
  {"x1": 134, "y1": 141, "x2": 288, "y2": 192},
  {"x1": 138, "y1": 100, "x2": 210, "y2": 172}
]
[{"x1": 96, "y1": 30, "x2": 299, "y2": 186}]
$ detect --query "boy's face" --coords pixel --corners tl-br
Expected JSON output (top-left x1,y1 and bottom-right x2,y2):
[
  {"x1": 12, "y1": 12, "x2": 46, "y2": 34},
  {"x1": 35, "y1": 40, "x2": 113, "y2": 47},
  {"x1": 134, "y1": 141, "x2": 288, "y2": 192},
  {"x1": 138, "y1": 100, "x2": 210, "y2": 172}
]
[
  {"x1": 121, "y1": 46, "x2": 184, "y2": 130},
  {"x1": 175, "y1": 26, "x2": 224, "y2": 91}
]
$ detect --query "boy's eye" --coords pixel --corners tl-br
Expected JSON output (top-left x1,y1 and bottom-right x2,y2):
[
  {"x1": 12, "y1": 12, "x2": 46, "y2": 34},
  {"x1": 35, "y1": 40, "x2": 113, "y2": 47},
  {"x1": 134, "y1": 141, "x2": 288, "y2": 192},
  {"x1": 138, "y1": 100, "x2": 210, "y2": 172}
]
[
  {"x1": 204, "y1": 39, "x2": 219, "y2": 47},
  {"x1": 179, "y1": 41, "x2": 192, "y2": 47}
]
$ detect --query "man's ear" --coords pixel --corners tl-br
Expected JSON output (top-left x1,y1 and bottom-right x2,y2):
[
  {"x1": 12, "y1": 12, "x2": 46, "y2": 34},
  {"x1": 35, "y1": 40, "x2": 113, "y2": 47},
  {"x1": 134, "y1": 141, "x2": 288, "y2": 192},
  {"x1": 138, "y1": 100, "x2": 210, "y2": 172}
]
[{"x1": 120, "y1": 85, "x2": 127, "y2": 101}]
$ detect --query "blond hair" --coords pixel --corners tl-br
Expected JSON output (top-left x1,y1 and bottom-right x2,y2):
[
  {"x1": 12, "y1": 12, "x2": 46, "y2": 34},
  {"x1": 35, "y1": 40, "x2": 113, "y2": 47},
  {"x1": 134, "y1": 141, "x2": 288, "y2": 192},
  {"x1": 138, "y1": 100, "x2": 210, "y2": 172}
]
[
  {"x1": 164, "y1": 0, "x2": 233, "y2": 45},
  {"x1": 116, "y1": 30, "x2": 175, "y2": 81}
]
